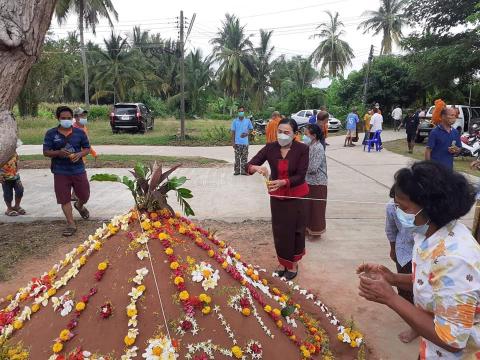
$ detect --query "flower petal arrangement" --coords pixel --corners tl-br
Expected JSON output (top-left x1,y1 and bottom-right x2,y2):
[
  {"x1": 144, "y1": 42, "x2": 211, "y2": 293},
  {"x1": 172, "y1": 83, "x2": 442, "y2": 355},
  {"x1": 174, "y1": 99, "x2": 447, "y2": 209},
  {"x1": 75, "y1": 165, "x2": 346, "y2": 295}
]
[{"x1": 0, "y1": 163, "x2": 365, "y2": 359}]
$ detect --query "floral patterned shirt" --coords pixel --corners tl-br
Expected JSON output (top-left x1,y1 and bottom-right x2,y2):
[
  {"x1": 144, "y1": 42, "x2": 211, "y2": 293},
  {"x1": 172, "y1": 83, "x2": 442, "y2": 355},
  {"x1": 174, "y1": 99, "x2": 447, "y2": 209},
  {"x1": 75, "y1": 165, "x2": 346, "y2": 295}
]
[{"x1": 413, "y1": 221, "x2": 480, "y2": 359}]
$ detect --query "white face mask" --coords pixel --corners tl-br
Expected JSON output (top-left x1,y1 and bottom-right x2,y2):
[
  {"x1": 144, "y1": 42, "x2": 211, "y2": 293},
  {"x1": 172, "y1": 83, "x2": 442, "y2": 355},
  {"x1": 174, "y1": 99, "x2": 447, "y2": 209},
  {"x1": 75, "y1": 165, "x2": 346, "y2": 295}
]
[
  {"x1": 79, "y1": 118, "x2": 88, "y2": 125},
  {"x1": 278, "y1": 133, "x2": 293, "y2": 147}
]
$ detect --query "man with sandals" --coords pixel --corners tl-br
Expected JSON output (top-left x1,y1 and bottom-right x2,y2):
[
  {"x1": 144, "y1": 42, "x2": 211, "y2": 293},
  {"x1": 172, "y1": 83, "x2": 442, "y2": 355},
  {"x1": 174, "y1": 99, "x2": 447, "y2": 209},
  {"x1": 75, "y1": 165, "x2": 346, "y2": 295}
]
[{"x1": 43, "y1": 106, "x2": 91, "y2": 236}]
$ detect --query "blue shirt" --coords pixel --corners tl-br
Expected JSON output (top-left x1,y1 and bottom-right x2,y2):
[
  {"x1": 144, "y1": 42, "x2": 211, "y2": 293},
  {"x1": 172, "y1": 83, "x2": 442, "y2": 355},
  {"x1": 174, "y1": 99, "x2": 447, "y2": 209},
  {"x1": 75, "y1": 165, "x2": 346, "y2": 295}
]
[
  {"x1": 231, "y1": 118, "x2": 253, "y2": 145},
  {"x1": 385, "y1": 202, "x2": 415, "y2": 267},
  {"x1": 43, "y1": 127, "x2": 90, "y2": 175},
  {"x1": 308, "y1": 115, "x2": 317, "y2": 124},
  {"x1": 346, "y1": 113, "x2": 359, "y2": 130},
  {"x1": 426, "y1": 125, "x2": 461, "y2": 170}
]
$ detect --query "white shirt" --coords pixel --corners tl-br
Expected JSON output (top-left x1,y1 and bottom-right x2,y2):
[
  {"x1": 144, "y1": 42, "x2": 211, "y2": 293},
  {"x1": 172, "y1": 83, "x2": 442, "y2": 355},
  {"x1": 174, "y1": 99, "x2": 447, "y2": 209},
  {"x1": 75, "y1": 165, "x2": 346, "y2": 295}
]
[
  {"x1": 369, "y1": 113, "x2": 383, "y2": 132},
  {"x1": 392, "y1": 107, "x2": 402, "y2": 120}
]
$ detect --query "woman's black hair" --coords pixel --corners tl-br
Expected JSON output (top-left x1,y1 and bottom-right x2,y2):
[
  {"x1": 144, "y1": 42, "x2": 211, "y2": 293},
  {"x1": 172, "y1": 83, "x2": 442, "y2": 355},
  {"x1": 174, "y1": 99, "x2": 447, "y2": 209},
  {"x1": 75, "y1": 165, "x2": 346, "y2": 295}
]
[
  {"x1": 305, "y1": 123, "x2": 325, "y2": 142},
  {"x1": 279, "y1": 118, "x2": 298, "y2": 133},
  {"x1": 393, "y1": 161, "x2": 476, "y2": 228},
  {"x1": 56, "y1": 106, "x2": 73, "y2": 119},
  {"x1": 389, "y1": 185, "x2": 395, "y2": 199}
]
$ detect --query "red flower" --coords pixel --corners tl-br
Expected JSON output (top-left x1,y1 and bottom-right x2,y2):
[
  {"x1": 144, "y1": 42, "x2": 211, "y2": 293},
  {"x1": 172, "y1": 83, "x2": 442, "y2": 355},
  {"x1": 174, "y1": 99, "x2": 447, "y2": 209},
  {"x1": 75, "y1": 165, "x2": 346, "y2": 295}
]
[
  {"x1": 187, "y1": 296, "x2": 202, "y2": 309},
  {"x1": 251, "y1": 343, "x2": 262, "y2": 354},
  {"x1": 94, "y1": 270, "x2": 105, "y2": 281},
  {"x1": 99, "y1": 303, "x2": 113, "y2": 319},
  {"x1": 81, "y1": 295, "x2": 89, "y2": 303},
  {"x1": 193, "y1": 353, "x2": 208, "y2": 360},
  {"x1": 239, "y1": 298, "x2": 250, "y2": 308},
  {"x1": 67, "y1": 318, "x2": 78, "y2": 330},
  {"x1": 181, "y1": 320, "x2": 193, "y2": 331}
]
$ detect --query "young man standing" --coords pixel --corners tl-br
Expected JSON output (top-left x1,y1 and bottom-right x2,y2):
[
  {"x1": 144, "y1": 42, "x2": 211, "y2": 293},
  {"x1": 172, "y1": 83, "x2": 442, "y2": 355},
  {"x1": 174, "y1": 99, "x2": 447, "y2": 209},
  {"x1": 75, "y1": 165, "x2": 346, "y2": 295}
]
[
  {"x1": 231, "y1": 106, "x2": 253, "y2": 175},
  {"x1": 344, "y1": 108, "x2": 359, "y2": 147},
  {"x1": 369, "y1": 107, "x2": 384, "y2": 146},
  {"x1": 425, "y1": 107, "x2": 461, "y2": 170},
  {"x1": 402, "y1": 110, "x2": 420, "y2": 153},
  {"x1": 391, "y1": 105, "x2": 403, "y2": 131},
  {"x1": 43, "y1": 106, "x2": 91, "y2": 236}
]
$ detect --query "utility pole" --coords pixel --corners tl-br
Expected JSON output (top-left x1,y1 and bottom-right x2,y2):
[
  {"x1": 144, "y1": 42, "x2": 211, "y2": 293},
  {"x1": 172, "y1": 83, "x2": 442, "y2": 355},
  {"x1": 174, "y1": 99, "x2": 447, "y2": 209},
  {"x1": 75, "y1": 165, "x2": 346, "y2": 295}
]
[
  {"x1": 179, "y1": 10, "x2": 186, "y2": 141},
  {"x1": 362, "y1": 45, "x2": 374, "y2": 106}
]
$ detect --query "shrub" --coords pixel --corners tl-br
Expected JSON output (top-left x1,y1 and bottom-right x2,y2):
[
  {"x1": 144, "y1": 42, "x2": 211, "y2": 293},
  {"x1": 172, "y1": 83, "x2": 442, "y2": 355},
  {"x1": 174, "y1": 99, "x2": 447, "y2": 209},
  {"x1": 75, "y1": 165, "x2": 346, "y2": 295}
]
[
  {"x1": 205, "y1": 126, "x2": 230, "y2": 144},
  {"x1": 141, "y1": 95, "x2": 168, "y2": 118}
]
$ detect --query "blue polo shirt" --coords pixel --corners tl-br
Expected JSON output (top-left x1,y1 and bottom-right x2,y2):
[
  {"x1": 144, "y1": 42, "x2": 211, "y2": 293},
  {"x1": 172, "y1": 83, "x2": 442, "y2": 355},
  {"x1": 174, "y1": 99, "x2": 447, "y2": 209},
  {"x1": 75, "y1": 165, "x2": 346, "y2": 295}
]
[
  {"x1": 346, "y1": 113, "x2": 359, "y2": 130},
  {"x1": 43, "y1": 127, "x2": 90, "y2": 175},
  {"x1": 231, "y1": 118, "x2": 253, "y2": 146},
  {"x1": 426, "y1": 125, "x2": 461, "y2": 170}
]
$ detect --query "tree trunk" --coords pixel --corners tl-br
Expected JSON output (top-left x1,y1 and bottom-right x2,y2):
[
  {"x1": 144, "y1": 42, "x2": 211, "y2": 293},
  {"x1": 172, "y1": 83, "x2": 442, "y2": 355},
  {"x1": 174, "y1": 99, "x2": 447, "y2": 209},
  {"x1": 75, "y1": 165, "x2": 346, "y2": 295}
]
[
  {"x1": 0, "y1": 0, "x2": 57, "y2": 166},
  {"x1": 78, "y1": 0, "x2": 90, "y2": 108}
]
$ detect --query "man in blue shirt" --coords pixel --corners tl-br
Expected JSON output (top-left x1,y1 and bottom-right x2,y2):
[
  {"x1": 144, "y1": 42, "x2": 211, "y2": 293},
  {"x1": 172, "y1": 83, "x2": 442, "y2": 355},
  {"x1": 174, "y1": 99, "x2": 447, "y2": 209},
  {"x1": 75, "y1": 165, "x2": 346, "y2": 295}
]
[
  {"x1": 231, "y1": 106, "x2": 253, "y2": 175},
  {"x1": 43, "y1": 106, "x2": 91, "y2": 236},
  {"x1": 308, "y1": 109, "x2": 318, "y2": 124},
  {"x1": 344, "y1": 107, "x2": 359, "y2": 147},
  {"x1": 425, "y1": 107, "x2": 461, "y2": 170}
]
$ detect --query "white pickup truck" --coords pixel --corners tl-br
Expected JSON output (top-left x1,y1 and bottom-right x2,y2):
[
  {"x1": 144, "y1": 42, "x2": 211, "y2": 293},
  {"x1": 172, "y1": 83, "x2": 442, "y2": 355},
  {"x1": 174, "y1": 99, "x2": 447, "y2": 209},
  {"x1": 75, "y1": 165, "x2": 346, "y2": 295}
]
[{"x1": 415, "y1": 104, "x2": 480, "y2": 143}]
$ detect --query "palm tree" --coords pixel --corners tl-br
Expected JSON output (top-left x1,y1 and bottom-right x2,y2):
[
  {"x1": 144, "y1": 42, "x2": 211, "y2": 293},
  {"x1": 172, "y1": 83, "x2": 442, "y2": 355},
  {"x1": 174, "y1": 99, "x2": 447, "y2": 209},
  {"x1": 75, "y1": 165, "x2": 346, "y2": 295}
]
[
  {"x1": 210, "y1": 14, "x2": 254, "y2": 100},
  {"x1": 358, "y1": 0, "x2": 407, "y2": 55},
  {"x1": 55, "y1": 0, "x2": 118, "y2": 107},
  {"x1": 251, "y1": 30, "x2": 275, "y2": 112},
  {"x1": 92, "y1": 32, "x2": 144, "y2": 103},
  {"x1": 311, "y1": 11, "x2": 354, "y2": 78},
  {"x1": 185, "y1": 49, "x2": 212, "y2": 115}
]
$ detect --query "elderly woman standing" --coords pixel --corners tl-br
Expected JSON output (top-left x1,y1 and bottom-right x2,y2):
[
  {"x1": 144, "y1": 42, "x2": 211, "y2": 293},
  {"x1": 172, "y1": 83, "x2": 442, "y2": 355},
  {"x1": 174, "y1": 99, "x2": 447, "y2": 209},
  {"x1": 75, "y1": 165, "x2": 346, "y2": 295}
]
[
  {"x1": 246, "y1": 118, "x2": 309, "y2": 280},
  {"x1": 357, "y1": 161, "x2": 480, "y2": 359},
  {"x1": 303, "y1": 124, "x2": 327, "y2": 239}
]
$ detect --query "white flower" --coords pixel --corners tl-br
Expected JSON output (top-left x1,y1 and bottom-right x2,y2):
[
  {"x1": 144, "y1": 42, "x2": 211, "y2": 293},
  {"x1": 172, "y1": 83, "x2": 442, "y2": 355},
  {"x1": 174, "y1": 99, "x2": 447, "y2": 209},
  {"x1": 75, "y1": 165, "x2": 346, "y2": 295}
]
[
  {"x1": 137, "y1": 250, "x2": 149, "y2": 260},
  {"x1": 306, "y1": 293, "x2": 314, "y2": 300},
  {"x1": 142, "y1": 337, "x2": 178, "y2": 360},
  {"x1": 137, "y1": 234, "x2": 149, "y2": 245},
  {"x1": 202, "y1": 277, "x2": 218, "y2": 291},
  {"x1": 127, "y1": 328, "x2": 139, "y2": 339},
  {"x1": 129, "y1": 287, "x2": 144, "y2": 300},
  {"x1": 191, "y1": 269, "x2": 203, "y2": 283},
  {"x1": 60, "y1": 300, "x2": 74, "y2": 317}
]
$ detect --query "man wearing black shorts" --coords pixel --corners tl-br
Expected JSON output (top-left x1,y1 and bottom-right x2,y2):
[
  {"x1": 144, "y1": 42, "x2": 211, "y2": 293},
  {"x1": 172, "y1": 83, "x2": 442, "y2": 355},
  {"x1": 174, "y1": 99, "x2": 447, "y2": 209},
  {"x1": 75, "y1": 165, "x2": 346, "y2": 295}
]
[
  {"x1": 403, "y1": 111, "x2": 419, "y2": 153},
  {"x1": 43, "y1": 106, "x2": 91, "y2": 236}
]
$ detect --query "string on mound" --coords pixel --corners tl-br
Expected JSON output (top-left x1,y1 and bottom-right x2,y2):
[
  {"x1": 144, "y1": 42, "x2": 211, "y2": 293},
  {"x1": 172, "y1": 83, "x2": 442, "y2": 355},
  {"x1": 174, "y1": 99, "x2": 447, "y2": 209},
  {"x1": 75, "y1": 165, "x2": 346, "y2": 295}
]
[{"x1": 135, "y1": 209, "x2": 172, "y2": 341}]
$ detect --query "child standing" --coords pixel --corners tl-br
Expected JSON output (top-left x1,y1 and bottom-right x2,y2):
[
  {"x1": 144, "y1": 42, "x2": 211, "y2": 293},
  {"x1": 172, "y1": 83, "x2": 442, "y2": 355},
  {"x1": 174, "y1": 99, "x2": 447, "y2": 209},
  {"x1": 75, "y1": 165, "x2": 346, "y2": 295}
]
[{"x1": 1, "y1": 152, "x2": 25, "y2": 216}]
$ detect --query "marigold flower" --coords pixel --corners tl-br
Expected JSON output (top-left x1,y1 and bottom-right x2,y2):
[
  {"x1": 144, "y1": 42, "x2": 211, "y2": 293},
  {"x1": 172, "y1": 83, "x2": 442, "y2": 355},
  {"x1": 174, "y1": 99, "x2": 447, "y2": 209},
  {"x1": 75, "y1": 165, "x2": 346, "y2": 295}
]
[
  {"x1": 272, "y1": 308, "x2": 281, "y2": 317},
  {"x1": 52, "y1": 342, "x2": 63, "y2": 353},
  {"x1": 170, "y1": 261, "x2": 179, "y2": 270},
  {"x1": 302, "y1": 349, "x2": 311, "y2": 358},
  {"x1": 13, "y1": 320, "x2": 23, "y2": 330},
  {"x1": 179, "y1": 226, "x2": 187, "y2": 234},
  {"x1": 141, "y1": 221, "x2": 151, "y2": 231},
  {"x1": 350, "y1": 340, "x2": 357, "y2": 348},
  {"x1": 264, "y1": 305, "x2": 272, "y2": 313},
  {"x1": 246, "y1": 268, "x2": 254, "y2": 276},
  {"x1": 150, "y1": 212, "x2": 158, "y2": 220},
  {"x1": 234, "y1": 253, "x2": 241, "y2": 260},
  {"x1": 124, "y1": 336, "x2": 135, "y2": 346},
  {"x1": 219, "y1": 241, "x2": 225, "y2": 248},
  {"x1": 165, "y1": 247, "x2": 174, "y2": 255},
  {"x1": 158, "y1": 233, "x2": 169, "y2": 240},
  {"x1": 6, "y1": 294, "x2": 13, "y2": 301},
  {"x1": 75, "y1": 302, "x2": 86, "y2": 312},
  {"x1": 207, "y1": 250, "x2": 215, "y2": 257},
  {"x1": 76, "y1": 245, "x2": 85, "y2": 255},
  {"x1": 31, "y1": 303, "x2": 40, "y2": 313},
  {"x1": 152, "y1": 346, "x2": 162, "y2": 356},
  {"x1": 94, "y1": 242, "x2": 102, "y2": 251},
  {"x1": 276, "y1": 320, "x2": 283, "y2": 328},
  {"x1": 137, "y1": 285, "x2": 146, "y2": 293},
  {"x1": 262, "y1": 279, "x2": 268, "y2": 285},
  {"x1": 221, "y1": 262, "x2": 228, "y2": 269},
  {"x1": 202, "y1": 306, "x2": 211, "y2": 315},
  {"x1": 179, "y1": 291, "x2": 189, "y2": 301},
  {"x1": 241, "y1": 308, "x2": 251, "y2": 316},
  {"x1": 79, "y1": 256, "x2": 87, "y2": 266},
  {"x1": 97, "y1": 262, "x2": 108, "y2": 271},
  {"x1": 174, "y1": 277, "x2": 184, "y2": 285},
  {"x1": 231, "y1": 346, "x2": 243, "y2": 358},
  {"x1": 47, "y1": 288, "x2": 57, "y2": 297},
  {"x1": 59, "y1": 329, "x2": 70, "y2": 341},
  {"x1": 19, "y1": 293, "x2": 28, "y2": 301},
  {"x1": 127, "y1": 307, "x2": 137, "y2": 318},
  {"x1": 153, "y1": 221, "x2": 162, "y2": 228}
]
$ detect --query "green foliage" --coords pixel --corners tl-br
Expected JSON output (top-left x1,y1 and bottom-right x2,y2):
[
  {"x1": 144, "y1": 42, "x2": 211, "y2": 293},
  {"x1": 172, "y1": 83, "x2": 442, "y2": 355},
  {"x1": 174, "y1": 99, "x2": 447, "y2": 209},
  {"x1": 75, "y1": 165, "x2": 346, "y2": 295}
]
[
  {"x1": 141, "y1": 95, "x2": 168, "y2": 118},
  {"x1": 284, "y1": 88, "x2": 325, "y2": 115},
  {"x1": 205, "y1": 126, "x2": 231, "y2": 144}
]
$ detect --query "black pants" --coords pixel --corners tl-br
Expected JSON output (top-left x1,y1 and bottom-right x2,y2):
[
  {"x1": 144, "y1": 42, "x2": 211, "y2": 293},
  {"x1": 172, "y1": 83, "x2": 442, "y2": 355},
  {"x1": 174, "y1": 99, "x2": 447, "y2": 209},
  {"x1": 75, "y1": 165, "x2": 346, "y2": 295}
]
[
  {"x1": 396, "y1": 260, "x2": 414, "y2": 304},
  {"x1": 233, "y1": 145, "x2": 248, "y2": 174}
]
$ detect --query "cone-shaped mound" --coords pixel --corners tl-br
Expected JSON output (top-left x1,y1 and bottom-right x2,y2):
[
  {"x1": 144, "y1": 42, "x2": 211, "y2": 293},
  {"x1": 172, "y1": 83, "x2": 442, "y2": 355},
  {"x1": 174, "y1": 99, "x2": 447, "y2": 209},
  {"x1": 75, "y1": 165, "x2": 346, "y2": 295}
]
[{"x1": 0, "y1": 211, "x2": 365, "y2": 359}]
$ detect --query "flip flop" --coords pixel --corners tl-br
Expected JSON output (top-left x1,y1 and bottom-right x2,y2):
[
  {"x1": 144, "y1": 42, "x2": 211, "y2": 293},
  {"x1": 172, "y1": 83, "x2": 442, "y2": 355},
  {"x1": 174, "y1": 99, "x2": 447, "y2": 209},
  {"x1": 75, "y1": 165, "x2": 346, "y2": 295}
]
[
  {"x1": 62, "y1": 226, "x2": 77, "y2": 237},
  {"x1": 5, "y1": 209, "x2": 18, "y2": 216},
  {"x1": 74, "y1": 201, "x2": 90, "y2": 220},
  {"x1": 14, "y1": 207, "x2": 26, "y2": 215}
]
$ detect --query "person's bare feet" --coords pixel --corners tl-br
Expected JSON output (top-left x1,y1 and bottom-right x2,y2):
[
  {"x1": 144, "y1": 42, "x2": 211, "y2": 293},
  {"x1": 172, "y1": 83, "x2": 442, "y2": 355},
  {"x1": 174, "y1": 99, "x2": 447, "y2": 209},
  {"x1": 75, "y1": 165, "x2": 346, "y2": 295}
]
[{"x1": 398, "y1": 328, "x2": 418, "y2": 343}]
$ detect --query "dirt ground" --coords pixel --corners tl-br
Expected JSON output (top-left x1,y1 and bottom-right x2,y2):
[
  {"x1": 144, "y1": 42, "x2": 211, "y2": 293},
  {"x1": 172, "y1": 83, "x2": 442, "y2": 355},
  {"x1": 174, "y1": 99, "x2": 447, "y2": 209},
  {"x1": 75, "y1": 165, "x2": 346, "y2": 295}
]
[{"x1": 0, "y1": 220, "x2": 277, "y2": 296}]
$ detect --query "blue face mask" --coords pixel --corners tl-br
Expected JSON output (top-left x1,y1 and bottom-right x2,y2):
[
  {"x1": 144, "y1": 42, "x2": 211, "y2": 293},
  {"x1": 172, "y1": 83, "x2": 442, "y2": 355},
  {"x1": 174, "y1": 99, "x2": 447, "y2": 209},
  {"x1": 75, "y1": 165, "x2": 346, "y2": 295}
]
[
  {"x1": 395, "y1": 207, "x2": 429, "y2": 235},
  {"x1": 60, "y1": 119, "x2": 73, "y2": 129},
  {"x1": 302, "y1": 135, "x2": 312, "y2": 145},
  {"x1": 79, "y1": 118, "x2": 88, "y2": 125},
  {"x1": 238, "y1": 112, "x2": 245, "y2": 117}
]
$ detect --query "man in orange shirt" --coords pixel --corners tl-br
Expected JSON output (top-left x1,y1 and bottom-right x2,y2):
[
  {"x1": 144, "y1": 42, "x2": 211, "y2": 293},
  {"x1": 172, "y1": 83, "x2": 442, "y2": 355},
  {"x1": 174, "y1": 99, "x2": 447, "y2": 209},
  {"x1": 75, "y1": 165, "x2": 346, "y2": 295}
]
[{"x1": 265, "y1": 111, "x2": 282, "y2": 143}]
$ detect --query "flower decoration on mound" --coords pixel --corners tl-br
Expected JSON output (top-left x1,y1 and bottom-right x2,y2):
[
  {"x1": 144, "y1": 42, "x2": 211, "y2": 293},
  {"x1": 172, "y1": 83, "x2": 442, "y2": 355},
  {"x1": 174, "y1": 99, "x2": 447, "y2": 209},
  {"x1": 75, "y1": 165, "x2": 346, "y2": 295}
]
[
  {"x1": 0, "y1": 162, "x2": 366, "y2": 359},
  {"x1": 191, "y1": 262, "x2": 220, "y2": 291}
]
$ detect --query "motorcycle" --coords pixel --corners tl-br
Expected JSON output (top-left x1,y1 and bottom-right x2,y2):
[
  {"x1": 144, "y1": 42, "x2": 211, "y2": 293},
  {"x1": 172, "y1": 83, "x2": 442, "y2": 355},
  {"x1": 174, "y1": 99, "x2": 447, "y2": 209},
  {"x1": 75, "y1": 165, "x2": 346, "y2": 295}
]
[
  {"x1": 459, "y1": 123, "x2": 480, "y2": 157},
  {"x1": 252, "y1": 117, "x2": 267, "y2": 135}
]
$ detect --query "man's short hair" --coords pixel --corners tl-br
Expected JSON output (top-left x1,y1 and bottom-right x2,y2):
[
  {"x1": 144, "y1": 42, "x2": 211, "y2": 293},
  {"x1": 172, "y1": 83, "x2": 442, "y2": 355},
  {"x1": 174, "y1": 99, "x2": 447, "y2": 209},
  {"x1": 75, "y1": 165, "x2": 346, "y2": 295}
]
[
  {"x1": 316, "y1": 111, "x2": 329, "y2": 122},
  {"x1": 238, "y1": 105, "x2": 245, "y2": 110},
  {"x1": 56, "y1": 106, "x2": 73, "y2": 119}
]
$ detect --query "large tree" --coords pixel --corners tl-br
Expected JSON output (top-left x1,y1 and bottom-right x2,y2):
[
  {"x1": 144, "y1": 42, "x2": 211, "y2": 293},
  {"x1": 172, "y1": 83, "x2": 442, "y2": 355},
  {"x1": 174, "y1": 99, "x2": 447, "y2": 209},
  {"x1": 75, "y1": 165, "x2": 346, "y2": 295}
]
[
  {"x1": 0, "y1": 0, "x2": 57, "y2": 166},
  {"x1": 358, "y1": 0, "x2": 407, "y2": 55},
  {"x1": 55, "y1": 0, "x2": 118, "y2": 107},
  {"x1": 251, "y1": 30, "x2": 275, "y2": 112},
  {"x1": 311, "y1": 11, "x2": 354, "y2": 78},
  {"x1": 210, "y1": 14, "x2": 253, "y2": 99}
]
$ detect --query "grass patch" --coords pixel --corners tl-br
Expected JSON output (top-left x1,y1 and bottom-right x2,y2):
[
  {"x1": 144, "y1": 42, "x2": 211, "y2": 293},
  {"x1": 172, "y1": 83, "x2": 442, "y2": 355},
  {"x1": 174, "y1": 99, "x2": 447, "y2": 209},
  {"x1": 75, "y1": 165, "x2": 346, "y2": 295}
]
[
  {"x1": 19, "y1": 154, "x2": 227, "y2": 169},
  {"x1": 383, "y1": 139, "x2": 479, "y2": 177},
  {"x1": 17, "y1": 117, "x2": 267, "y2": 146}
]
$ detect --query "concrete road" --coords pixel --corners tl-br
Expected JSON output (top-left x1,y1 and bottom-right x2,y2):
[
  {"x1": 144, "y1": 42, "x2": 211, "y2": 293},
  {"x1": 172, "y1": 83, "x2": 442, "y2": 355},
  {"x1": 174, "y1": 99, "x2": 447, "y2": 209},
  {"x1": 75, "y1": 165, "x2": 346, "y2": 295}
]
[{"x1": 6, "y1": 130, "x2": 478, "y2": 359}]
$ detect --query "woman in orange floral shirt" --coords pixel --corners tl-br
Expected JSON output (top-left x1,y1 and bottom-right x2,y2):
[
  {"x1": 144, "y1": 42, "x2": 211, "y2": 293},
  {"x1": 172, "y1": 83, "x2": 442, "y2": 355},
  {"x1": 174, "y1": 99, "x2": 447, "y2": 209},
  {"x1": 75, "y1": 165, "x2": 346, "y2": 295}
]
[{"x1": 357, "y1": 161, "x2": 480, "y2": 359}]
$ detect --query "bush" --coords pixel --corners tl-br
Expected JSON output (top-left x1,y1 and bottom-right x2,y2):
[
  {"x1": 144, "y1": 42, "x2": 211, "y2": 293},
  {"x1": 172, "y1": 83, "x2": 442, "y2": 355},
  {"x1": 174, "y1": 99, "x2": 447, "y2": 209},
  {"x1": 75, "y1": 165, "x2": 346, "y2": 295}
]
[
  {"x1": 205, "y1": 125, "x2": 231, "y2": 144},
  {"x1": 204, "y1": 113, "x2": 231, "y2": 120},
  {"x1": 142, "y1": 95, "x2": 169, "y2": 118},
  {"x1": 35, "y1": 103, "x2": 110, "y2": 120}
]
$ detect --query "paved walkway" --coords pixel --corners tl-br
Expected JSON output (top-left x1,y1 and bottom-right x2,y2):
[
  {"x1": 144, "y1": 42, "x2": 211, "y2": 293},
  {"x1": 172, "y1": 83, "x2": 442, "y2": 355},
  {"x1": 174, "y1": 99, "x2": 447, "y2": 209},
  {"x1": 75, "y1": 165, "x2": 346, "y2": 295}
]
[{"x1": 6, "y1": 130, "x2": 477, "y2": 359}]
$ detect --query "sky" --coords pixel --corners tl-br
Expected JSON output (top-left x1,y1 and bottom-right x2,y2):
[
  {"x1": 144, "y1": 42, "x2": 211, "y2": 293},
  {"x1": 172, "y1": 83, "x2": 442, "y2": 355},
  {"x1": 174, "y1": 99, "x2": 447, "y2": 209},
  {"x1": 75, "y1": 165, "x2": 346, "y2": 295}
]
[{"x1": 49, "y1": 0, "x2": 406, "y2": 86}]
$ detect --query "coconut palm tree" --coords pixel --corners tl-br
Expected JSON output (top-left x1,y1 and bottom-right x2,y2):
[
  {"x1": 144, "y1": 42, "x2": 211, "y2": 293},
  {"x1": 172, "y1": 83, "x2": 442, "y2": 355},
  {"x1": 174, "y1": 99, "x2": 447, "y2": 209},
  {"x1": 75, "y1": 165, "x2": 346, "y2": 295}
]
[
  {"x1": 55, "y1": 0, "x2": 118, "y2": 107},
  {"x1": 358, "y1": 0, "x2": 407, "y2": 55},
  {"x1": 185, "y1": 49, "x2": 213, "y2": 115},
  {"x1": 251, "y1": 30, "x2": 275, "y2": 112},
  {"x1": 92, "y1": 32, "x2": 144, "y2": 103},
  {"x1": 210, "y1": 14, "x2": 254, "y2": 100},
  {"x1": 311, "y1": 11, "x2": 354, "y2": 78}
]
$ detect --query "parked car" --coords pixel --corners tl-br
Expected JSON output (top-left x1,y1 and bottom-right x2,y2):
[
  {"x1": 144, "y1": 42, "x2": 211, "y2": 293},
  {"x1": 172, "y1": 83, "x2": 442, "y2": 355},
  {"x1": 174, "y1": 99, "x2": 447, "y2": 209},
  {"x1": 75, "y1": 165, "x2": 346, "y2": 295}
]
[
  {"x1": 415, "y1": 105, "x2": 480, "y2": 143},
  {"x1": 110, "y1": 103, "x2": 154, "y2": 134},
  {"x1": 291, "y1": 110, "x2": 341, "y2": 132}
]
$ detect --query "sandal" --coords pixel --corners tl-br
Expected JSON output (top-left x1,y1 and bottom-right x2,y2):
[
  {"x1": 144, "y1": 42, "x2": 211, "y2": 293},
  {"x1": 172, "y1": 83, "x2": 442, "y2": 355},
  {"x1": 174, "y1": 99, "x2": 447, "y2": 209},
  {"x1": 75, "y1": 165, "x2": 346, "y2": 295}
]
[
  {"x1": 274, "y1": 267, "x2": 286, "y2": 278},
  {"x1": 284, "y1": 270, "x2": 298, "y2": 281},
  {"x1": 5, "y1": 209, "x2": 18, "y2": 216},
  {"x1": 62, "y1": 226, "x2": 77, "y2": 237},
  {"x1": 74, "y1": 201, "x2": 90, "y2": 220},
  {"x1": 14, "y1": 207, "x2": 26, "y2": 215}
]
